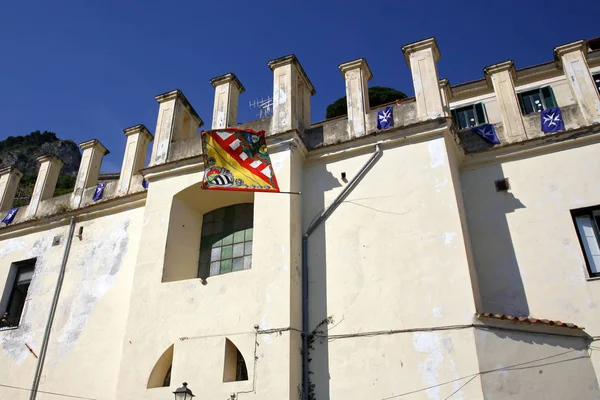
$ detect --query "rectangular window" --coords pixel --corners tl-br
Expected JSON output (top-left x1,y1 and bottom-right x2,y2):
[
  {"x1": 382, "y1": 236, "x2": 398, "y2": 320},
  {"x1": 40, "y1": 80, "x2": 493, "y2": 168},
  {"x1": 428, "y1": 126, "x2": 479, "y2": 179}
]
[
  {"x1": 571, "y1": 206, "x2": 600, "y2": 278},
  {"x1": 199, "y1": 203, "x2": 253, "y2": 279},
  {"x1": 594, "y1": 73, "x2": 600, "y2": 94},
  {"x1": 517, "y1": 86, "x2": 557, "y2": 115},
  {"x1": 451, "y1": 103, "x2": 488, "y2": 130},
  {"x1": 1, "y1": 258, "x2": 36, "y2": 329}
]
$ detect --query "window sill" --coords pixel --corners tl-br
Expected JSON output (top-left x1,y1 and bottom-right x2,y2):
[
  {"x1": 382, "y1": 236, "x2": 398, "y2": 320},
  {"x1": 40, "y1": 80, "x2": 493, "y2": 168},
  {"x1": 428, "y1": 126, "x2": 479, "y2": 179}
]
[
  {"x1": 586, "y1": 276, "x2": 600, "y2": 282},
  {"x1": 0, "y1": 326, "x2": 19, "y2": 332}
]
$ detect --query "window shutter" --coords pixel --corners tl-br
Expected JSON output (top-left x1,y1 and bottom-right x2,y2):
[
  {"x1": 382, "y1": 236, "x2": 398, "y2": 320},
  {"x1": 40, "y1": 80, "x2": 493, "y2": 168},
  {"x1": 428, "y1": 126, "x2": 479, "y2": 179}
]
[
  {"x1": 474, "y1": 103, "x2": 487, "y2": 125},
  {"x1": 451, "y1": 109, "x2": 458, "y2": 126},
  {"x1": 541, "y1": 86, "x2": 557, "y2": 109},
  {"x1": 517, "y1": 92, "x2": 527, "y2": 115}
]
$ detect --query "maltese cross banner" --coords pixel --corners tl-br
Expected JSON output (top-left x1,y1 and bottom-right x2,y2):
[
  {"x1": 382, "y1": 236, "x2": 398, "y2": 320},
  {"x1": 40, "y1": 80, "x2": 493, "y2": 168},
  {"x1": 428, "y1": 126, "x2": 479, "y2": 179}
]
[{"x1": 201, "y1": 128, "x2": 280, "y2": 192}]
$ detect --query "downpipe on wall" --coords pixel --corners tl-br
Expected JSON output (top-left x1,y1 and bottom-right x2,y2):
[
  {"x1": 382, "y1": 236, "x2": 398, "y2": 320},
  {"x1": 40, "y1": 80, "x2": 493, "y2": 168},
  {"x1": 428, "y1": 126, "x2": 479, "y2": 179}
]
[
  {"x1": 301, "y1": 144, "x2": 382, "y2": 400},
  {"x1": 30, "y1": 217, "x2": 77, "y2": 400}
]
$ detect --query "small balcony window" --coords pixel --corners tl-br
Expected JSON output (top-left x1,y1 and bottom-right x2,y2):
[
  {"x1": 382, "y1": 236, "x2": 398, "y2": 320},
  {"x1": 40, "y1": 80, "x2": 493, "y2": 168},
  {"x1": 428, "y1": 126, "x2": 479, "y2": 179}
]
[
  {"x1": 518, "y1": 86, "x2": 557, "y2": 115},
  {"x1": 1, "y1": 258, "x2": 36, "y2": 329},
  {"x1": 451, "y1": 103, "x2": 488, "y2": 130},
  {"x1": 571, "y1": 206, "x2": 600, "y2": 278},
  {"x1": 594, "y1": 73, "x2": 600, "y2": 94}
]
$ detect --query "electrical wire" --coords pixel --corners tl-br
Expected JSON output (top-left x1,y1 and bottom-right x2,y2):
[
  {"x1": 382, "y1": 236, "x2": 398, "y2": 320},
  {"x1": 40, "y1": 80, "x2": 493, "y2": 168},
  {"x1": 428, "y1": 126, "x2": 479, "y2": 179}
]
[
  {"x1": 380, "y1": 348, "x2": 587, "y2": 399},
  {"x1": 0, "y1": 383, "x2": 96, "y2": 400},
  {"x1": 443, "y1": 375, "x2": 479, "y2": 400}
]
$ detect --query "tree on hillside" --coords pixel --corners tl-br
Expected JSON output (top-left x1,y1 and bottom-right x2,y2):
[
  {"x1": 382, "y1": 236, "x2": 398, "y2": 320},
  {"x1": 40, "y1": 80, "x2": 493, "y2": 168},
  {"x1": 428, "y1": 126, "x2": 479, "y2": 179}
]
[{"x1": 325, "y1": 86, "x2": 408, "y2": 119}]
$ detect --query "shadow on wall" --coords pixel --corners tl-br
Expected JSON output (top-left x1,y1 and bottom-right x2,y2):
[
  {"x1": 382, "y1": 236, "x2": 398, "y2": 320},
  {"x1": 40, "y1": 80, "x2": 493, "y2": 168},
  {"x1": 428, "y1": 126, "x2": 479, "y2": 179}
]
[
  {"x1": 306, "y1": 166, "x2": 342, "y2": 400},
  {"x1": 467, "y1": 164, "x2": 529, "y2": 316},
  {"x1": 474, "y1": 326, "x2": 599, "y2": 399}
]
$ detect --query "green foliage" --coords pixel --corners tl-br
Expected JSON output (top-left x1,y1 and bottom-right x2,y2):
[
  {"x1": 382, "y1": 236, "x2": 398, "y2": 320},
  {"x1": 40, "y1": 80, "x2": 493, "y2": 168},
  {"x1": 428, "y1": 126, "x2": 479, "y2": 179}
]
[
  {"x1": 306, "y1": 316, "x2": 334, "y2": 400},
  {"x1": 0, "y1": 130, "x2": 58, "y2": 154},
  {"x1": 325, "y1": 86, "x2": 408, "y2": 119}
]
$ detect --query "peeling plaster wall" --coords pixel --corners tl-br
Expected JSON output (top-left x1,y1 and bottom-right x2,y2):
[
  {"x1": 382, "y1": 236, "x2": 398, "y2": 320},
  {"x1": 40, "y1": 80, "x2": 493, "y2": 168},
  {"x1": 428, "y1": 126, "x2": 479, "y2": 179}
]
[
  {"x1": 0, "y1": 206, "x2": 143, "y2": 400},
  {"x1": 115, "y1": 143, "x2": 302, "y2": 400}
]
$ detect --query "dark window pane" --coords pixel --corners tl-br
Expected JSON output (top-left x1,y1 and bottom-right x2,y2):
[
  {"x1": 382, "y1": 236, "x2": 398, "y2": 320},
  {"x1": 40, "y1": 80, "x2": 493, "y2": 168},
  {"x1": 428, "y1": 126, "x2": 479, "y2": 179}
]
[
  {"x1": 453, "y1": 106, "x2": 477, "y2": 129},
  {"x1": 474, "y1": 103, "x2": 487, "y2": 125},
  {"x1": 541, "y1": 86, "x2": 557, "y2": 108},
  {"x1": 520, "y1": 90, "x2": 543, "y2": 114},
  {"x1": 236, "y1": 349, "x2": 248, "y2": 381},
  {"x1": 595, "y1": 74, "x2": 600, "y2": 94}
]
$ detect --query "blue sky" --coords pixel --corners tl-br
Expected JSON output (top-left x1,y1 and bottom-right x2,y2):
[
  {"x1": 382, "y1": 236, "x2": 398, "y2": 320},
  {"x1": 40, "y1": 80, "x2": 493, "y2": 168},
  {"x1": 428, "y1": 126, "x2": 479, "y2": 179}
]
[{"x1": 0, "y1": 0, "x2": 597, "y2": 172}]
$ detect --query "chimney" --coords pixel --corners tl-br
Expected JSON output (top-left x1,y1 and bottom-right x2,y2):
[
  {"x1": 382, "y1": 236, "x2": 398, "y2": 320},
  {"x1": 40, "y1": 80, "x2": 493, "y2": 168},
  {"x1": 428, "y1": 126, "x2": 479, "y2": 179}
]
[
  {"x1": 71, "y1": 139, "x2": 108, "y2": 208},
  {"x1": 402, "y1": 37, "x2": 445, "y2": 120},
  {"x1": 338, "y1": 58, "x2": 373, "y2": 138},
  {"x1": 118, "y1": 125, "x2": 153, "y2": 195},
  {"x1": 210, "y1": 73, "x2": 245, "y2": 129},
  {"x1": 149, "y1": 90, "x2": 203, "y2": 166},
  {"x1": 555, "y1": 40, "x2": 600, "y2": 124},
  {"x1": 268, "y1": 54, "x2": 316, "y2": 135},
  {"x1": 0, "y1": 167, "x2": 23, "y2": 212},
  {"x1": 484, "y1": 61, "x2": 526, "y2": 142},
  {"x1": 27, "y1": 155, "x2": 63, "y2": 218}
]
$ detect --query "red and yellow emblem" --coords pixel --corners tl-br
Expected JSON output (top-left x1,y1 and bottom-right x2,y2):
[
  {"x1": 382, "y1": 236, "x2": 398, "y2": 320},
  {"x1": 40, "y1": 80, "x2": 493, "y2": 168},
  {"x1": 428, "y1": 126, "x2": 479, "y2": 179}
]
[{"x1": 201, "y1": 128, "x2": 280, "y2": 192}]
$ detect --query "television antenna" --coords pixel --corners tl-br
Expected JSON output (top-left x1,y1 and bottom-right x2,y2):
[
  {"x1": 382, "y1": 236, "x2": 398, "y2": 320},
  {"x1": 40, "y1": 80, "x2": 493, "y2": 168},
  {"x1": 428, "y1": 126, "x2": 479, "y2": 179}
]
[{"x1": 249, "y1": 96, "x2": 273, "y2": 118}]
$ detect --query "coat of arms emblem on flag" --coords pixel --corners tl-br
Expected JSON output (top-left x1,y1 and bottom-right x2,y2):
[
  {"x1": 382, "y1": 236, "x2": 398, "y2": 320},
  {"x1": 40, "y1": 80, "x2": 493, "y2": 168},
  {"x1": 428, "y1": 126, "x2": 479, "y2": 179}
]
[{"x1": 201, "y1": 128, "x2": 280, "y2": 192}]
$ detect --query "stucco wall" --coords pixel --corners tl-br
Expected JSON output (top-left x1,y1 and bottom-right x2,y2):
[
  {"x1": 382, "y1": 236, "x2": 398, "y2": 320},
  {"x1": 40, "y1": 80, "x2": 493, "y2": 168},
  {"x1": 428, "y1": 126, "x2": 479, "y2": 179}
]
[
  {"x1": 0, "y1": 205, "x2": 144, "y2": 400},
  {"x1": 461, "y1": 138, "x2": 600, "y2": 329},
  {"x1": 302, "y1": 132, "x2": 483, "y2": 399},
  {"x1": 474, "y1": 326, "x2": 598, "y2": 399},
  {"x1": 115, "y1": 142, "x2": 303, "y2": 400}
]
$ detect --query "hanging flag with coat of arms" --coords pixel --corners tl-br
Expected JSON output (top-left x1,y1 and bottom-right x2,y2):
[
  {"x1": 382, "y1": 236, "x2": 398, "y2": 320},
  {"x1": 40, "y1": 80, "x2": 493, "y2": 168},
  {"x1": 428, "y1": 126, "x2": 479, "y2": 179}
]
[
  {"x1": 201, "y1": 128, "x2": 280, "y2": 192},
  {"x1": 377, "y1": 106, "x2": 394, "y2": 130},
  {"x1": 541, "y1": 107, "x2": 565, "y2": 133}
]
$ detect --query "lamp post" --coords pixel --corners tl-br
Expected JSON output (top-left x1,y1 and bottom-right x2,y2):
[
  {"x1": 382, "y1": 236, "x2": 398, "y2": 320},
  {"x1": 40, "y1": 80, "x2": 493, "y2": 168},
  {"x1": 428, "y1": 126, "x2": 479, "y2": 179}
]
[{"x1": 173, "y1": 382, "x2": 195, "y2": 400}]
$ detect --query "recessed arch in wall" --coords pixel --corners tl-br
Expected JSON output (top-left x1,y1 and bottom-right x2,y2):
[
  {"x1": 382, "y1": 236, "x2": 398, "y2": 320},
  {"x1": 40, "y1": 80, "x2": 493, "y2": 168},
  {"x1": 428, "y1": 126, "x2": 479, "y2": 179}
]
[
  {"x1": 162, "y1": 181, "x2": 254, "y2": 283},
  {"x1": 147, "y1": 344, "x2": 174, "y2": 388},
  {"x1": 223, "y1": 338, "x2": 248, "y2": 382}
]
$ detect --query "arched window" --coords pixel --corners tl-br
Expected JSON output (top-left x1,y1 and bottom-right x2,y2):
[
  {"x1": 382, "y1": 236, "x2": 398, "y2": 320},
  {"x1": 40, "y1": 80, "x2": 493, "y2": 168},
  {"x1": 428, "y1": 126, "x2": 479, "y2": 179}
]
[
  {"x1": 199, "y1": 203, "x2": 253, "y2": 278},
  {"x1": 223, "y1": 339, "x2": 248, "y2": 382}
]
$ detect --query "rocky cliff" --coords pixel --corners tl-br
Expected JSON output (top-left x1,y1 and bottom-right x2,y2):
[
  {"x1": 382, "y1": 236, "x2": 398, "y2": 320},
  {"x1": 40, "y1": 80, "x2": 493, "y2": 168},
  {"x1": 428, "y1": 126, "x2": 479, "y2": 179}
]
[{"x1": 0, "y1": 130, "x2": 81, "y2": 175}]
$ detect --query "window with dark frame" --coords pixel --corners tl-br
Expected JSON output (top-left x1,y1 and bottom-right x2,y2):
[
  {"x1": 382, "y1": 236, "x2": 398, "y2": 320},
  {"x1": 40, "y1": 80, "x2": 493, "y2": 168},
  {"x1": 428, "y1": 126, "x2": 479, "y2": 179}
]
[
  {"x1": 571, "y1": 206, "x2": 600, "y2": 278},
  {"x1": 451, "y1": 103, "x2": 488, "y2": 130},
  {"x1": 517, "y1": 86, "x2": 557, "y2": 115},
  {"x1": 594, "y1": 73, "x2": 600, "y2": 94},
  {"x1": 198, "y1": 203, "x2": 253, "y2": 279},
  {"x1": 1, "y1": 258, "x2": 36, "y2": 329}
]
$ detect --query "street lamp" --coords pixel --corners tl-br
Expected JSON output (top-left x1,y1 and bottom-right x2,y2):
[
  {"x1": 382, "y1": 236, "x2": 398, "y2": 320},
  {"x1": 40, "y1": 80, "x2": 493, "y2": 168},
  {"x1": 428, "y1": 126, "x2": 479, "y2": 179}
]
[{"x1": 173, "y1": 382, "x2": 195, "y2": 400}]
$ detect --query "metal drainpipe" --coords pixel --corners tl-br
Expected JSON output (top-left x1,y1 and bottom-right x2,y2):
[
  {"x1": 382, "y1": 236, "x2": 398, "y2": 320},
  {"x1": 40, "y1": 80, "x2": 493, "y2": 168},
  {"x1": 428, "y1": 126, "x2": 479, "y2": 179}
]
[
  {"x1": 30, "y1": 217, "x2": 77, "y2": 400},
  {"x1": 301, "y1": 144, "x2": 382, "y2": 400}
]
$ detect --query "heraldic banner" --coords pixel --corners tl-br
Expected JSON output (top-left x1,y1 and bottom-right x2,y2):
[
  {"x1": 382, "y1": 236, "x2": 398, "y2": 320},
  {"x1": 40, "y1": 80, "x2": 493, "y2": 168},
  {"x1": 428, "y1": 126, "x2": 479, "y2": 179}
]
[{"x1": 201, "y1": 128, "x2": 280, "y2": 192}]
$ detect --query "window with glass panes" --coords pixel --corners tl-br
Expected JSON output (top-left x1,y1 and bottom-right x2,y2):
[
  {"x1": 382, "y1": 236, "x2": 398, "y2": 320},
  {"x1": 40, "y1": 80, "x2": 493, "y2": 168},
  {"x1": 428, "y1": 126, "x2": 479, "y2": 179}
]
[
  {"x1": 451, "y1": 103, "x2": 487, "y2": 129},
  {"x1": 572, "y1": 206, "x2": 600, "y2": 278},
  {"x1": 594, "y1": 73, "x2": 600, "y2": 94},
  {"x1": 198, "y1": 203, "x2": 253, "y2": 278},
  {"x1": 517, "y1": 86, "x2": 557, "y2": 115}
]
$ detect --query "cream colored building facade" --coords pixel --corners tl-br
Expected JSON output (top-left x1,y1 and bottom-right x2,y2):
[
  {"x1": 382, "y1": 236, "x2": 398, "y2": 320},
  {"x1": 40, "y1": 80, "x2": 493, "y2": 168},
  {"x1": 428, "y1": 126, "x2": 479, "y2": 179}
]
[{"x1": 1, "y1": 37, "x2": 600, "y2": 400}]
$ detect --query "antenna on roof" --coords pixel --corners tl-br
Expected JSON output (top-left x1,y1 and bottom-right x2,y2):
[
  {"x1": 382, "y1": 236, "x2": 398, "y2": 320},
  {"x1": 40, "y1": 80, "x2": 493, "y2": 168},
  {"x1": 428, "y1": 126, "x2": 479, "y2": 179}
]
[{"x1": 249, "y1": 96, "x2": 273, "y2": 119}]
